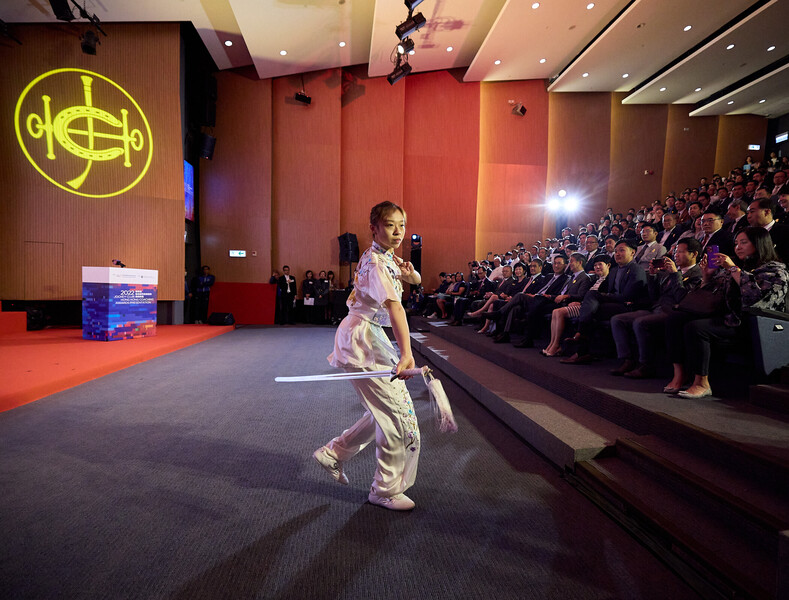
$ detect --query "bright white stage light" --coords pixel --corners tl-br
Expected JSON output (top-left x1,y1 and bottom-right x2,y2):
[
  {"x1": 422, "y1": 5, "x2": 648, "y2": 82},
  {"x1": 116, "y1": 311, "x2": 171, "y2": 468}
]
[
  {"x1": 565, "y1": 197, "x2": 579, "y2": 212},
  {"x1": 558, "y1": 189, "x2": 567, "y2": 197},
  {"x1": 547, "y1": 197, "x2": 560, "y2": 211}
]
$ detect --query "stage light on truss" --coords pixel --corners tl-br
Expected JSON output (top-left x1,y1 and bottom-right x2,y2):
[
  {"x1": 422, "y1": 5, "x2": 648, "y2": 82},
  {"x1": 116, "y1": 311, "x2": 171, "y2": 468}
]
[
  {"x1": 397, "y1": 37, "x2": 415, "y2": 55},
  {"x1": 80, "y1": 30, "x2": 100, "y2": 54},
  {"x1": 404, "y1": 0, "x2": 424, "y2": 10},
  {"x1": 387, "y1": 60, "x2": 412, "y2": 85},
  {"x1": 395, "y1": 12, "x2": 426, "y2": 40}
]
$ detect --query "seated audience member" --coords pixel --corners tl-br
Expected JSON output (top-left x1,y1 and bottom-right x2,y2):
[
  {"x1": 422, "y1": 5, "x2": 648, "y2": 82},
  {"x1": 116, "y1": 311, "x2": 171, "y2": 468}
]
[
  {"x1": 664, "y1": 227, "x2": 789, "y2": 398},
  {"x1": 603, "y1": 235, "x2": 617, "y2": 258},
  {"x1": 499, "y1": 253, "x2": 592, "y2": 347},
  {"x1": 610, "y1": 238, "x2": 703, "y2": 378},
  {"x1": 480, "y1": 255, "x2": 570, "y2": 343},
  {"x1": 657, "y1": 213, "x2": 682, "y2": 250},
  {"x1": 583, "y1": 235, "x2": 604, "y2": 271},
  {"x1": 406, "y1": 285, "x2": 425, "y2": 314},
  {"x1": 561, "y1": 239, "x2": 648, "y2": 364},
  {"x1": 542, "y1": 256, "x2": 611, "y2": 357},
  {"x1": 467, "y1": 265, "x2": 515, "y2": 332},
  {"x1": 435, "y1": 272, "x2": 467, "y2": 319},
  {"x1": 699, "y1": 210, "x2": 734, "y2": 258},
  {"x1": 423, "y1": 272, "x2": 452, "y2": 317},
  {"x1": 725, "y1": 199, "x2": 749, "y2": 235},
  {"x1": 747, "y1": 198, "x2": 789, "y2": 264},
  {"x1": 450, "y1": 265, "x2": 495, "y2": 325},
  {"x1": 488, "y1": 256, "x2": 505, "y2": 281},
  {"x1": 777, "y1": 187, "x2": 789, "y2": 225},
  {"x1": 634, "y1": 223, "x2": 667, "y2": 269}
]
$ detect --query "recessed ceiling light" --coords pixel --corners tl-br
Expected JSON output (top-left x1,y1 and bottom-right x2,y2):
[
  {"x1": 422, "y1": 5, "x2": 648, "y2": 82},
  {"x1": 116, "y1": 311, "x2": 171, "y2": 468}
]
[
  {"x1": 446, "y1": 46, "x2": 454, "y2": 52},
  {"x1": 622, "y1": 73, "x2": 629, "y2": 78},
  {"x1": 727, "y1": 100, "x2": 734, "y2": 105},
  {"x1": 539, "y1": 58, "x2": 546, "y2": 64},
  {"x1": 695, "y1": 87, "x2": 702, "y2": 92},
  {"x1": 767, "y1": 45, "x2": 776, "y2": 51},
  {"x1": 224, "y1": 40, "x2": 233, "y2": 47},
  {"x1": 726, "y1": 43, "x2": 735, "y2": 50},
  {"x1": 759, "y1": 99, "x2": 766, "y2": 104},
  {"x1": 339, "y1": 41, "x2": 346, "y2": 47},
  {"x1": 532, "y1": 2, "x2": 540, "y2": 8},
  {"x1": 582, "y1": 72, "x2": 589, "y2": 78},
  {"x1": 659, "y1": 87, "x2": 667, "y2": 91},
  {"x1": 683, "y1": 25, "x2": 692, "y2": 32},
  {"x1": 280, "y1": 50, "x2": 287, "y2": 56},
  {"x1": 494, "y1": 59, "x2": 501, "y2": 65},
  {"x1": 586, "y1": 3, "x2": 595, "y2": 9}
]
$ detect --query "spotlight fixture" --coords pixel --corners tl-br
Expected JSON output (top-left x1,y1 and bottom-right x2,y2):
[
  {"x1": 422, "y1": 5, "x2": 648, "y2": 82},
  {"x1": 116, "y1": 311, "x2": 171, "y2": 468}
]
[
  {"x1": 80, "y1": 29, "x2": 100, "y2": 55},
  {"x1": 395, "y1": 12, "x2": 426, "y2": 40},
  {"x1": 397, "y1": 37, "x2": 415, "y2": 55},
  {"x1": 404, "y1": 0, "x2": 424, "y2": 10},
  {"x1": 410, "y1": 233, "x2": 422, "y2": 249},
  {"x1": 295, "y1": 75, "x2": 311, "y2": 105},
  {"x1": 387, "y1": 58, "x2": 412, "y2": 85},
  {"x1": 49, "y1": 0, "x2": 74, "y2": 21},
  {"x1": 512, "y1": 102, "x2": 526, "y2": 116}
]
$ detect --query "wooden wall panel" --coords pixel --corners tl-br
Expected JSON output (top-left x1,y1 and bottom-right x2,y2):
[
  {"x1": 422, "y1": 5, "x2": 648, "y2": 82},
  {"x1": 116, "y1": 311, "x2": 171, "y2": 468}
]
[
  {"x1": 200, "y1": 69, "x2": 272, "y2": 284},
  {"x1": 340, "y1": 65, "x2": 405, "y2": 278},
  {"x1": 547, "y1": 93, "x2": 611, "y2": 237},
  {"x1": 714, "y1": 115, "x2": 768, "y2": 177},
  {"x1": 403, "y1": 70, "x2": 479, "y2": 291},
  {"x1": 476, "y1": 80, "x2": 549, "y2": 258},
  {"x1": 271, "y1": 69, "x2": 342, "y2": 282},
  {"x1": 608, "y1": 95, "x2": 668, "y2": 211},
  {"x1": 0, "y1": 24, "x2": 183, "y2": 300},
  {"x1": 661, "y1": 105, "x2": 718, "y2": 197}
]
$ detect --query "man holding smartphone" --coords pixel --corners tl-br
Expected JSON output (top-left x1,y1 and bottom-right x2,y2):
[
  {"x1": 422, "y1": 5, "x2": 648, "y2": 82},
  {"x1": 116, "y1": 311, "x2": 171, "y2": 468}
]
[{"x1": 633, "y1": 224, "x2": 666, "y2": 269}]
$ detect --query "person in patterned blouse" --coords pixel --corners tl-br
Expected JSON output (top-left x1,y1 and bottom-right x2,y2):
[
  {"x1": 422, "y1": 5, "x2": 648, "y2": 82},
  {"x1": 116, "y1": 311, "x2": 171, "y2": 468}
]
[{"x1": 314, "y1": 201, "x2": 423, "y2": 511}]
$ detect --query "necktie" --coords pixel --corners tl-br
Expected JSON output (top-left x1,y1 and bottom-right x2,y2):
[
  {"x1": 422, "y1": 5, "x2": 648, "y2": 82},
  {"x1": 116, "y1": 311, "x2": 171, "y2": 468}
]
[
  {"x1": 635, "y1": 245, "x2": 646, "y2": 262},
  {"x1": 702, "y1": 234, "x2": 711, "y2": 249},
  {"x1": 537, "y1": 275, "x2": 556, "y2": 295}
]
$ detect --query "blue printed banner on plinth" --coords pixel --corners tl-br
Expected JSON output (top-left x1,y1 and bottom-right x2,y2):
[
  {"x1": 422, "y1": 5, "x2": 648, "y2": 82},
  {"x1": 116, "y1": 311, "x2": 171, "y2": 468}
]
[{"x1": 82, "y1": 267, "x2": 158, "y2": 341}]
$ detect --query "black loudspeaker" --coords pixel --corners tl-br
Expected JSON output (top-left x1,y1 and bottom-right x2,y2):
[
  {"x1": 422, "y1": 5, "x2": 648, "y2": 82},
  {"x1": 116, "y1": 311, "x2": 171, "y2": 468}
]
[
  {"x1": 208, "y1": 312, "x2": 235, "y2": 326},
  {"x1": 338, "y1": 232, "x2": 360, "y2": 262},
  {"x1": 409, "y1": 248, "x2": 421, "y2": 275},
  {"x1": 199, "y1": 133, "x2": 216, "y2": 160},
  {"x1": 49, "y1": 0, "x2": 74, "y2": 21}
]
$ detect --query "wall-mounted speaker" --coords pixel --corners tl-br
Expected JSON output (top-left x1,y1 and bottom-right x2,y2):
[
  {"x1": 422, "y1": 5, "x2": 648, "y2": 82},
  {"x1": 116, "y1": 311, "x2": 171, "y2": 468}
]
[
  {"x1": 338, "y1": 232, "x2": 359, "y2": 263},
  {"x1": 199, "y1": 133, "x2": 216, "y2": 160}
]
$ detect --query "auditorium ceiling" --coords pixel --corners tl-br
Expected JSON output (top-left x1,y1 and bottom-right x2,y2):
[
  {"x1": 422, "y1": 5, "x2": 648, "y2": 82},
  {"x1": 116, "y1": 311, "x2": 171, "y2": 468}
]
[{"x1": 2, "y1": 0, "x2": 787, "y2": 117}]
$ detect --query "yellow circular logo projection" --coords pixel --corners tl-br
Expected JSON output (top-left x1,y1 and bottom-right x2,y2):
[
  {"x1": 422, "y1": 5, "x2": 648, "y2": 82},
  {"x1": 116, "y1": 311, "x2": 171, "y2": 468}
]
[{"x1": 14, "y1": 68, "x2": 153, "y2": 198}]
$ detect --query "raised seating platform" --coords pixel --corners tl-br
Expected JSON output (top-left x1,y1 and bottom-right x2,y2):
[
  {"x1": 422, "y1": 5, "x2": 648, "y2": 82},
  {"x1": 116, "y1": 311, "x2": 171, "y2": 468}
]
[{"x1": 409, "y1": 315, "x2": 789, "y2": 600}]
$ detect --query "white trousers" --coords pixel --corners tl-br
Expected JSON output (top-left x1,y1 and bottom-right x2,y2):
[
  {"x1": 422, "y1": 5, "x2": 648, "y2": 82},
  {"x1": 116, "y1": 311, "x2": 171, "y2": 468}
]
[{"x1": 326, "y1": 364, "x2": 420, "y2": 497}]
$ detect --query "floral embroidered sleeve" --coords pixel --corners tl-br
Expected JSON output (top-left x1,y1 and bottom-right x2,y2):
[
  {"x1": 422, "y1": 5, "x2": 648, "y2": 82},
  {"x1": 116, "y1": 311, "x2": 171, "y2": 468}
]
[{"x1": 739, "y1": 261, "x2": 789, "y2": 311}]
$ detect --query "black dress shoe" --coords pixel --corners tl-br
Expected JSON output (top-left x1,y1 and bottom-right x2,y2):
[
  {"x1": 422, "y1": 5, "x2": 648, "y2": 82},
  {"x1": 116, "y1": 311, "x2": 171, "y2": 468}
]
[
  {"x1": 560, "y1": 353, "x2": 593, "y2": 365},
  {"x1": 624, "y1": 364, "x2": 656, "y2": 379},
  {"x1": 493, "y1": 333, "x2": 510, "y2": 344},
  {"x1": 513, "y1": 338, "x2": 533, "y2": 348},
  {"x1": 610, "y1": 359, "x2": 637, "y2": 376}
]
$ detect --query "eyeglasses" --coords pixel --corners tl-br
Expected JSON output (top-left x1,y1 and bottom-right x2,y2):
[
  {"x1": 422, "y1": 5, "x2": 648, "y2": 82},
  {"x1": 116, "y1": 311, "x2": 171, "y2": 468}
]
[{"x1": 700, "y1": 217, "x2": 721, "y2": 223}]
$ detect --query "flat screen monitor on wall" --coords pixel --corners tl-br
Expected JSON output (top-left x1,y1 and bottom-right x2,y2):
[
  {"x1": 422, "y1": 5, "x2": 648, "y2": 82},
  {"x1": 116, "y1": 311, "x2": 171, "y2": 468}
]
[{"x1": 184, "y1": 160, "x2": 194, "y2": 221}]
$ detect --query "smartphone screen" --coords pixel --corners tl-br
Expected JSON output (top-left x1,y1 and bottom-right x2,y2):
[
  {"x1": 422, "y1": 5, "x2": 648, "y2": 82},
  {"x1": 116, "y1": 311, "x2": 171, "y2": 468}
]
[{"x1": 706, "y1": 244, "x2": 719, "y2": 264}]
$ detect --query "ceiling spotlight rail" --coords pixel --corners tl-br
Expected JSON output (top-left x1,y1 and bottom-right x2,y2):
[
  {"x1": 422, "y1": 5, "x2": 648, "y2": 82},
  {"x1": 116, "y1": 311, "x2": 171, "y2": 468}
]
[{"x1": 389, "y1": 1, "x2": 428, "y2": 85}]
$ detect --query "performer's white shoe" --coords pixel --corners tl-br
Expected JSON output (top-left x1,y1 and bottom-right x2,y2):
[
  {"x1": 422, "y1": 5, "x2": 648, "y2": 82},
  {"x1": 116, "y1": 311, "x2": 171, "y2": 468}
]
[
  {"x1": 368, "y1": 491, "x2": 415, "y2": 511},
  {"x1": 313, "y1": 447, "x2": 349, "y2": 485}
]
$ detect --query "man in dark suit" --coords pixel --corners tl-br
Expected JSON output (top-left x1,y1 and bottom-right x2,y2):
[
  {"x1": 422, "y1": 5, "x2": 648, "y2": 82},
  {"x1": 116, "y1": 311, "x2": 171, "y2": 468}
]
[
  {"x1": 656, "y1": 213, "x2": 682, "y2": 250},
  {"x1": 724, "y1": 199, "x2": 749, "y2": 236},
  {"x1": 583, "y1": 235, "x2": 605, "y2": 272},
  {"x1": 561, "y1": 239, "x2": 648, "y2": 364},
  {"x1": 610, "y1": 238, "x2": 703, "y2": 378},
  {"x1": 699, "y1": 210, "x2": 734, "y2": 258},
  {"x1": 277, "y1": 265, "x2": 297, "y2": 324},
  {"x1": 483, "y1": 255, "x2": 569, "y2": 343},
  {"x1": 747, "y1": 199, "x2": 789, "y2": 264}
]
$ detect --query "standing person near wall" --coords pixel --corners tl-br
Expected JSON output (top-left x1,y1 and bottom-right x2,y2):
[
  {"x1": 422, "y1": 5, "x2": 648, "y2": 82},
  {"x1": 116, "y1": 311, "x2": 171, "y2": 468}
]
[
  {"x1": 194, "y1": 265, "x2": 215, "y2": 324},
  {"x1": 313, "y1": 201, "x2": 423, "y2": 511},
  {"x1": 277, "y1": 266, "x2": 297, "y2": 325}
]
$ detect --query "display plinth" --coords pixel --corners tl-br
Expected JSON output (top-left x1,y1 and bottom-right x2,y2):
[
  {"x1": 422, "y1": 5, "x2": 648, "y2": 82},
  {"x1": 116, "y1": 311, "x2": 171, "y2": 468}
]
[{"x1": 82, "y1": 267, "x2": 158, "y2": 341}]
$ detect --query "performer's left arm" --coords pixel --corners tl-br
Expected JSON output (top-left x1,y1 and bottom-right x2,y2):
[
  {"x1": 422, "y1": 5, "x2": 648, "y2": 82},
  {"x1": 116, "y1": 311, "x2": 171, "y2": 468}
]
[{"x1": 386, "y1": 300, "x2": 415, "y2": 379}]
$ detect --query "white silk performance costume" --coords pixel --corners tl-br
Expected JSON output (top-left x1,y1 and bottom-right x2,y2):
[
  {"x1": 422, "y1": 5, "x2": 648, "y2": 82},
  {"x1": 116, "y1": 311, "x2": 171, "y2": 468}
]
[{"x1": 325, "y1": 241, "x2": 420, "y2": 499}]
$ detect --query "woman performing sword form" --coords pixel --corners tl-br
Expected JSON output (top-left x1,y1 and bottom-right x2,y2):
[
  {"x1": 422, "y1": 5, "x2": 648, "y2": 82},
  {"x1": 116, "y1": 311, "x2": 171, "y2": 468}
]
[{"x1": 314, "y1": 201, "x2": 425, "y2": 511}]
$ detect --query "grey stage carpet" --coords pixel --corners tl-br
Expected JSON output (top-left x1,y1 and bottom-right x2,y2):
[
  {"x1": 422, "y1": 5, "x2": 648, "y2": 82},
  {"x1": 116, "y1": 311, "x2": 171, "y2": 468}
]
[{"x1": 0, "y1": 326, "x2": 698, "y2": 600}]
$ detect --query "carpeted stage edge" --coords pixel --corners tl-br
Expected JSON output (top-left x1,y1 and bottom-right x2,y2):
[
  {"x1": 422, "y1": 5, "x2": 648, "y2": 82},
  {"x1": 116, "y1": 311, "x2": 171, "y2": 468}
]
[{"x1": 0, "y1": 325, "x2": 235, "y2": 413}]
